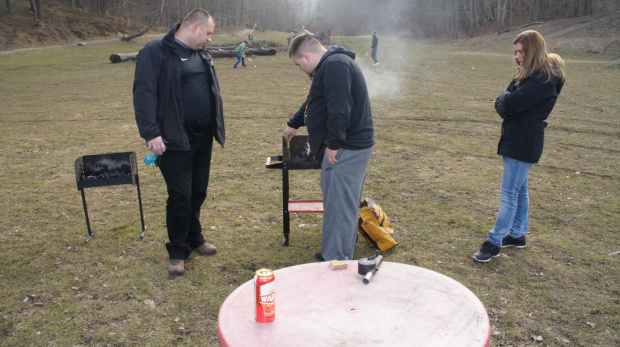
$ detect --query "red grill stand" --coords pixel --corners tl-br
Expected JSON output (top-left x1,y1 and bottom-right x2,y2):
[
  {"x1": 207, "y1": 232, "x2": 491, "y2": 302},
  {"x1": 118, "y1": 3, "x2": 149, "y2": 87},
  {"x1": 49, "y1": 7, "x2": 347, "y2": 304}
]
[{"x1": 266, "y1": 136, "x2": 322, "y2": 246}]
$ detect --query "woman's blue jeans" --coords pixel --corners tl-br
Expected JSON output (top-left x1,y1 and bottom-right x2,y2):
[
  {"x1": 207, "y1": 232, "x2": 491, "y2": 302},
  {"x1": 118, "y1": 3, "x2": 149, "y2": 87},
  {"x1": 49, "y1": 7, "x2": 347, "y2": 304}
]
[{"x1": 487, "y1": 157, "x2": 534, "y2": 246}]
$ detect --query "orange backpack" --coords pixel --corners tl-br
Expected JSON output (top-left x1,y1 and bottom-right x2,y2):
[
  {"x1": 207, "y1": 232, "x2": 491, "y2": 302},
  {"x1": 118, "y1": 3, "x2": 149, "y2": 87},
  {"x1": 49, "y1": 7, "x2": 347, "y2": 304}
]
[{"x1": 358, "y1": 198, "x2": 398, "y2": 251}]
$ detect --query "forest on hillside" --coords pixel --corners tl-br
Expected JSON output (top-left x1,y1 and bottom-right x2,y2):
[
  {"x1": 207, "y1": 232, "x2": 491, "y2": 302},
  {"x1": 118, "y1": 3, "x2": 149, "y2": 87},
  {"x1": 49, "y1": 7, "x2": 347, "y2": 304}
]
[{"x1": 6, "y1": 0, "x2": 616, "y2": 38}]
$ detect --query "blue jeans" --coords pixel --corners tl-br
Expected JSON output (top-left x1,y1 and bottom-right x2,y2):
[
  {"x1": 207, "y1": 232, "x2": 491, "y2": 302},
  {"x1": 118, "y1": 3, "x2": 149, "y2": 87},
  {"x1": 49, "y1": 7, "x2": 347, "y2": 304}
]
[
  {"x1": 371, "y1": 48, "x2": 378, "y2": 63},
  {"x1": 234, "y1": 52, "x2": 245, "y2": 67},
  {"x1": 487, "y1": 157, "x2": 534, "y2": 246}
]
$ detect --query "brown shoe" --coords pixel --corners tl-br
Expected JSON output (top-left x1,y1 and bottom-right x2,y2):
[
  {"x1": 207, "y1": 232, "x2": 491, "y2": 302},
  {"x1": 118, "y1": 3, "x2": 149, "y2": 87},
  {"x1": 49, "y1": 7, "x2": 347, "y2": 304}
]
[
  {"x1": 168, "y1": 259, "x2": 185, "y2": 275},
  {"x1": 195, "y1": 243, "x2": 217, "y2": 256}
]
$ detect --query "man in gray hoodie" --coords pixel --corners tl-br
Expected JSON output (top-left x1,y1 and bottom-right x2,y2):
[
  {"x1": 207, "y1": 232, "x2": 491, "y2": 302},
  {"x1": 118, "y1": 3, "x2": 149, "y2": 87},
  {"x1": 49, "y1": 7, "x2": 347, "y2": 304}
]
[{"x1": 284, "y1": 34, "x2": 375, "y2": 261}]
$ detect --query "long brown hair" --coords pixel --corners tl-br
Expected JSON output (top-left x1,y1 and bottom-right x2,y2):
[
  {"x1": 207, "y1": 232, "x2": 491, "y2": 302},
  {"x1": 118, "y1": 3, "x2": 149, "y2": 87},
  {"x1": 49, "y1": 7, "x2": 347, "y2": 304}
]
[{"x1": 513, "y1": 30, "x2": 565, "y2": 86}]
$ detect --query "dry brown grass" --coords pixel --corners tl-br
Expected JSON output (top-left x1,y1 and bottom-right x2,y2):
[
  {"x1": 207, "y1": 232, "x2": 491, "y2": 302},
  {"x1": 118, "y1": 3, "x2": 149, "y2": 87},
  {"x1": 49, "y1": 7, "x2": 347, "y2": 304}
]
[{"x1": 0, "y1": 25, "x2": 618, "y2": 346}]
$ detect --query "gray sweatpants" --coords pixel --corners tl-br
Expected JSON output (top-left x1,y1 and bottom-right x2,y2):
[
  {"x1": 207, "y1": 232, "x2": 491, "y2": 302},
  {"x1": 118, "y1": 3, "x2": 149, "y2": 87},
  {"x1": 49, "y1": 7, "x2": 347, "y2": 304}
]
[{"x1": 320, "y1": 146, "x2": 374, "y2": 260}]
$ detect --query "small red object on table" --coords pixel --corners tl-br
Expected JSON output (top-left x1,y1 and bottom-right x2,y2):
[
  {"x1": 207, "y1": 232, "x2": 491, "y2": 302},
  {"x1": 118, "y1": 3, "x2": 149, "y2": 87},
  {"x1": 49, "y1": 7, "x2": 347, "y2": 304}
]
[{"x1": 218, "y1": 261, "x2": 490, "y2": 347}]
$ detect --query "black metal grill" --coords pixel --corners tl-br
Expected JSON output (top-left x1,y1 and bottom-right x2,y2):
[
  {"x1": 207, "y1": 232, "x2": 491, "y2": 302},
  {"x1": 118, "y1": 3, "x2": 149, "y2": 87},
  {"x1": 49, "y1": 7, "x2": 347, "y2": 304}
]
[
  {"x1": 74, "y1": 152, "x2": 146, "y2": 242},
  {"x1": 266, "y1": 136, "x2": 322, "y2": 246}
]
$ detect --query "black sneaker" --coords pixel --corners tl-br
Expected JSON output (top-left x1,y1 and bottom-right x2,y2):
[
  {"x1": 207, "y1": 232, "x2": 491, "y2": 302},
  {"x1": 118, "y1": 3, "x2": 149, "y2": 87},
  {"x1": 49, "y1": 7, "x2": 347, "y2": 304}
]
[
  {"x1": 314, "y1": 252, "x2": 325, "y2": 262},
  {"x1": 472, "y1": 241, "x2": 501, "y2": 263},
  {"x1": 501, "y1": 235, "x2": 527, "y2": 248}
]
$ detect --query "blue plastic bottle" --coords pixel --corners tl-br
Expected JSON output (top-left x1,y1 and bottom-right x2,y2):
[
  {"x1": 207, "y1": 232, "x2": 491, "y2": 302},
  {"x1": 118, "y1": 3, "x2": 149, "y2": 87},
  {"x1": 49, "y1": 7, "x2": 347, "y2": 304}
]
[{"x1": 143, "y1": 152, "x2": 159, "y2": 166}]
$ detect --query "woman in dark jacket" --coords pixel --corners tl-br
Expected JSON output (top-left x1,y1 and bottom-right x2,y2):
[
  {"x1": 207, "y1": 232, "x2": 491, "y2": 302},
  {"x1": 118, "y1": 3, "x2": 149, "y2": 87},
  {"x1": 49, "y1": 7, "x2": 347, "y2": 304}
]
[{"x1": 473, "y1": 30, "x2": 565, "y2": 262}]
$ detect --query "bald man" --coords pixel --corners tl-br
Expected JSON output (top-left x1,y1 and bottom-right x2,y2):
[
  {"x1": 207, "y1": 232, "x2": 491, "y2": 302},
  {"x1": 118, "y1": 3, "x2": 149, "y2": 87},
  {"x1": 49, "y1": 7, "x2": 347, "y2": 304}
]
[{"x1": 134, "y1": 8, "x2": 225, "y2": 275}]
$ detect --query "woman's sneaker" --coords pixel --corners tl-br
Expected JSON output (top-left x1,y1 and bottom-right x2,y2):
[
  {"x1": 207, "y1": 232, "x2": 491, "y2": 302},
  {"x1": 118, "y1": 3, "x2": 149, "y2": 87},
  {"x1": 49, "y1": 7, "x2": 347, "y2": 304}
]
[
  {"x1": 472, "y1": 241, "x2": 501, "y2": 262},
  {"x1": 501, "y1": 235, "x2": 527, "y2": 248}
]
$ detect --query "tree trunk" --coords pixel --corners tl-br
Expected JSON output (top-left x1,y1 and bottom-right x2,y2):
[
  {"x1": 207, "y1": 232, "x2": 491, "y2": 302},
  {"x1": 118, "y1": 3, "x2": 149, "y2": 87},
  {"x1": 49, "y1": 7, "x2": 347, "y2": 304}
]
[
  {"x1": 584, "y1": 0, "x2": 592, "y2": 15},
  {"x1": 207, "y1": 45, "x2": 238, "y2": 51},
  {"x1": 110, "y1": 48, "x2": 278, "y2": 64},
  {"x1": 496, "y1": 0, "x2": 502, "y2": 30},
  {"x1": 109, "y1": 52, "x2": 138, "y2": 63},
  {"x1": 475, "y1": 0, "x2": 481, "y2": 35},
  {"x1": 5, "y1": 0, "x2": 11, "y2": 12},
  {"x1": 508, "y1": 0, "x2": 512, "y2": 27},
  {"x1": 469, "y1": 0, "x2": 474, "y2": 31},
  {"x1": 501, "y1": 0, "x2": 508, "y2": 27},
  {"x1": 121, "y1": 0, "x2": 165, "y2": 42},
  {"x1": 207, "y1": 47, "x2": 277, "y2": 58},
  {"x1": 573, "y1": 0, "x2": 580, "y2": 17}
]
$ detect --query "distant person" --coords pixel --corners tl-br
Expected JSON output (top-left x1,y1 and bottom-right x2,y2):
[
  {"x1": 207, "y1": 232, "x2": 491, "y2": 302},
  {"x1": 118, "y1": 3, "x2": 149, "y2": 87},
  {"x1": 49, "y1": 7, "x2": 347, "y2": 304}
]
[
  {"x1": 371, "y1": 31, "x2": 379, "y2": 66},
  {"x1": 283, "y1": 34, "x2": 375, "y2": 261},
  {"x1": 133, "y1": 8, "x2": 225, "y2": 275},
  {"x1": 473, "y1": 30, "x2": 565, "y2": 262},
  {"x1": 234, "y1": 40, "x2": 248, "y2": 68},
  {"x1": 249, "y1": 33, "x2": 253, "y2": 41}
]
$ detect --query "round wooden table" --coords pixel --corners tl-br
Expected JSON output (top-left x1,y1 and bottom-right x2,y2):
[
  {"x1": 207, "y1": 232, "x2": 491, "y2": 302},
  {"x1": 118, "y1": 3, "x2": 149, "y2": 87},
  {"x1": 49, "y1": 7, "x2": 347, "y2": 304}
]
[{"x1": 218, "y1": 261, "x2": 490, "y2": 347}]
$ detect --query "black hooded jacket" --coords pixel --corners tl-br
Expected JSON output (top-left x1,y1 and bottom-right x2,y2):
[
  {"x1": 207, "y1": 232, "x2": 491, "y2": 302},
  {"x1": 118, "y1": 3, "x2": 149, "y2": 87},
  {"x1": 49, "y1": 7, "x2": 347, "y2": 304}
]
[
  {"x1": 133, "y1": 23, "x2": 225, "y2": 151},
  {"x1": 287, "y1": 46, "x2": 375, "y2": 160},
  {"x1": 495, "y1": 69, "x2": 564, "y2": 163}
]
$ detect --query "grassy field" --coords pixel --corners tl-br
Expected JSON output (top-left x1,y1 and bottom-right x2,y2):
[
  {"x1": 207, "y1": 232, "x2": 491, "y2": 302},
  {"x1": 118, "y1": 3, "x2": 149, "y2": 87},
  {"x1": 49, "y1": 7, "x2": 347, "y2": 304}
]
[{"x1": 0, "y1": 29, "x2": 618, "y2": 346}]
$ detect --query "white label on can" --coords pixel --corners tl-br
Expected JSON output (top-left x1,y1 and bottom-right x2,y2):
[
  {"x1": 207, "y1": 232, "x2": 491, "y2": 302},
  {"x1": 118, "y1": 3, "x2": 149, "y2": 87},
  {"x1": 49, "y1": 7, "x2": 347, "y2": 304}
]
[{"x1": 259, "y1": 281, "x2": 275, "y2": 304}]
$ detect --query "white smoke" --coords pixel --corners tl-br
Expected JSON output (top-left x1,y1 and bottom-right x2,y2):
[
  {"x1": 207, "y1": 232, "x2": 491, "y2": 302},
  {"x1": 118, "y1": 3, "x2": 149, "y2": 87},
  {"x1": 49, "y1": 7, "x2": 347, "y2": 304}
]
[{"x1": 358, "y1": 36, "x2": 408, "y2": 100}]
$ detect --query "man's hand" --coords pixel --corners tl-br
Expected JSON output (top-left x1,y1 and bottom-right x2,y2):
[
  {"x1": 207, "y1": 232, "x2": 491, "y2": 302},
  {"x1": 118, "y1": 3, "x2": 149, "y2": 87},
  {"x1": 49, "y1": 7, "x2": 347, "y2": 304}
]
[
  {"x1": 283, "y1": 126, "x2": 298, "y2": 143},
  {"x1": 326, "y1": 148, "x2": 338, "y2": 164},
  {"x1": 147, "y1": 136, "x2": 166, "y2": 156}
]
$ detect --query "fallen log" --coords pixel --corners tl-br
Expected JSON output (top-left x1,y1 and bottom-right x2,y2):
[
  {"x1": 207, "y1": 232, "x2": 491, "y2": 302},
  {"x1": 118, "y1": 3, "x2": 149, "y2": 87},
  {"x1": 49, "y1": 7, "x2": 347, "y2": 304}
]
[
  {"x1": 110, "y1": 48, "x2": 277, "y2": 64},
  {"x1": 109, "y1": 53, "x2": 138, "y2": 63},
  {"x1": 207, "y1": 48, "x2": 277, "y2": 58},
  {"x1": 207, "y1": 46, "x2": 237, "y2": 51}
]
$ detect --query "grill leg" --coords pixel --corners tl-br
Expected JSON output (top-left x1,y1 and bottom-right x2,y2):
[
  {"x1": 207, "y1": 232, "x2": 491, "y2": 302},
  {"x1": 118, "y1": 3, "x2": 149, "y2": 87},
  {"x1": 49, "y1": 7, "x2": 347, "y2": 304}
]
[
  {"x1": 135, "y1": 176, "x2": 147, "y2": 239},
  {"x1": 80, "y1": 189, "x2": 96, "y2": 243},
  {"x1": 283, "y1": 163, "x2": 290, "y2": 246}
]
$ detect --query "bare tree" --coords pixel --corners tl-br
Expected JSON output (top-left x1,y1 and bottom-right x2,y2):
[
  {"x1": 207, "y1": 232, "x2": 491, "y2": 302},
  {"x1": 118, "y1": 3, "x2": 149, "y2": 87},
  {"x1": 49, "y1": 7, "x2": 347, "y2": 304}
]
[
  {"x1": 574, "y1": 0, "x2": 593, "y2": 16},
  {"x1": 121, "y1": 0, "x2": 165, "y2": 41},
  {"x1": 36, "y1": 0, "x2": 608, "y2": 40}
]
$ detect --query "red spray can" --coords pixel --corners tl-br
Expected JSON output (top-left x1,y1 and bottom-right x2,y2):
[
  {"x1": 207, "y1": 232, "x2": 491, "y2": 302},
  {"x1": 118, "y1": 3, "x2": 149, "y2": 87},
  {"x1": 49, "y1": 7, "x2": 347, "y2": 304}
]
[{"x1": 254, "y1": 268, "x2": 275, "y2": 323}]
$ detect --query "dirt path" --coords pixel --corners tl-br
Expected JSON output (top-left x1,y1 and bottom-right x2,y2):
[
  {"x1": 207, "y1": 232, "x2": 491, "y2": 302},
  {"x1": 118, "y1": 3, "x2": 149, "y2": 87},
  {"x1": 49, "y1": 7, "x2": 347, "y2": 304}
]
[{"x1": 0, "y1": 34, "x2": 164, "y2": 55}]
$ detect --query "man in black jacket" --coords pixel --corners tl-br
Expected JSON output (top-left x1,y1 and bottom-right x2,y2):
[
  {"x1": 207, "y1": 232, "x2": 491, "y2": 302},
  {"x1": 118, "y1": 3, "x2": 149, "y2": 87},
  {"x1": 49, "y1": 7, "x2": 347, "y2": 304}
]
[
  {"x1": 284, "y1": 34, "x2": 375, "y2": 261},
  {"x1": 133, "y1": 8, "x2": 225, "y2": 275}
]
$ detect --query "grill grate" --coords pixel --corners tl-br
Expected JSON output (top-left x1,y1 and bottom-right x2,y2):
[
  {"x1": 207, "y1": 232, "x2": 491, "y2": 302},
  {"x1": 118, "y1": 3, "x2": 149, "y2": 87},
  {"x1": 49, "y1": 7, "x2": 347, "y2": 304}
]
[{"x1": 74, "y1": 152, "x2": 146, "y2": 242}]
